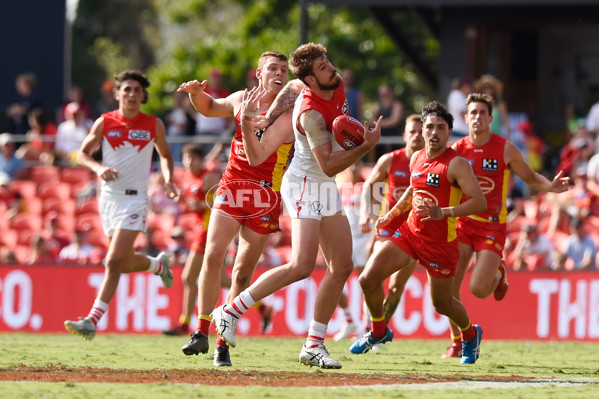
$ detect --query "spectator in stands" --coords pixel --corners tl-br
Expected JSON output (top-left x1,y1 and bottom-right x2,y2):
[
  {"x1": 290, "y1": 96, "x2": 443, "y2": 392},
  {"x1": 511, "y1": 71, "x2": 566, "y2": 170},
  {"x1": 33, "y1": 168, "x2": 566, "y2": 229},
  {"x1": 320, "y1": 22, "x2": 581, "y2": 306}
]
[
  {"x1": 558, "y1": 121, "x2": 594, "y2": 178},
  {"x1": 58, "y1": 223, "x2": 99, "y2": 264},
  {"x1": 0, "y1": 133, "x2": 25, "y2": 180},
  {"x1": 55, "y1": 102, "x2": 94, "y2": 166},
  {"x1": 545, "y1": 166, "x2": 592, "y2": 234},
  {"x1": 16, "y1": 108, "x2": 57, "y2": 163},
  {"x1": 475, "y1": 74, "x2": 510, "y2": 139},
  {"x1": 369, "y1": 83, "x2": 404, "y2": 161},
  {"x1": 509, "y1": 224, "x2": 555, "y2": 271},
  {"x1": 555, "y1": 218, "x2": 597, "y2": 271},
  {"x1": 585, "y1": 137, "x2": 599, "y2": 209},
  {"x1": 28, "y1": 234, "x2": 60, "y2": 264},
  {"x1": 60, "y1": 86, "x2": 91, "y2": 123},
  {"x1": 6, "y1": 72, "x2": 44, "y2": 133},
  {"x1": 342, "y1": 69, "x2": 364, "y2": 122},
  {"x1": 42, "y1": 210, "x2": 71, "y2": 251},
  {"x1": 447, "y1": 75, "x2": 474, "y2": 141},
  {"x1": 162, "y1": 91, "x2": 196, "y2": 164},
  {"x1": 139, "y1": 227, "x2": 161, "y2": 258},
  {"x1": 0, "y1": 247, "x2": 19, "y2": 264}
]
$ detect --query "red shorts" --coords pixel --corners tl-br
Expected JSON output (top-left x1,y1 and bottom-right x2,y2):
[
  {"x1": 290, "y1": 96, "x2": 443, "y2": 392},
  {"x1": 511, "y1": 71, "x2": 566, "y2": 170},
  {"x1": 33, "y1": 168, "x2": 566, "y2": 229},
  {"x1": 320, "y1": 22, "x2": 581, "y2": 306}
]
[
  {"x1": 390, "y1": 223, "x2": 458, "y2": 278},
  {"x1": 377, "y1": 212, "x2": 408, "y2": 239},
  {"x1": 213, "y1": 179, "x2": 282, "y2": 235},
  {"x1": 457, "y1": 217, "x2": 506, "y2": 256}
]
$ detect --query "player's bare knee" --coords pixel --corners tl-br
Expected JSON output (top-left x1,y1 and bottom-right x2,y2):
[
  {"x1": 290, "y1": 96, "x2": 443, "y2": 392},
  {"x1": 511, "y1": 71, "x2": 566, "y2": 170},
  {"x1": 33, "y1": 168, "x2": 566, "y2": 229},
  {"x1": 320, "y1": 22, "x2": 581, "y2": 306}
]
[{"x1": 469, "y1": 280, "x2": 491, "y2": 299}]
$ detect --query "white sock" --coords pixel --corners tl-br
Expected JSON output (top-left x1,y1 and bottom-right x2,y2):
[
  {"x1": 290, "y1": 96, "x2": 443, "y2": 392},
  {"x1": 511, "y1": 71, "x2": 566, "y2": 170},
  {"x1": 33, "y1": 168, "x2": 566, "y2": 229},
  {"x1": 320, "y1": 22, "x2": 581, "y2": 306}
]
[
  {"x1": 147, "y1": 256, "x2": 162, "y2": 274},
  {"x1": 305, "y1": 320, "x2": 327, "y2": 348},
  {"x1": 224, "y1": 290, "x2": 255, "y2": 318},
  {"x1": 87, "y1": 299, "x2": 109, "y2": 326}
]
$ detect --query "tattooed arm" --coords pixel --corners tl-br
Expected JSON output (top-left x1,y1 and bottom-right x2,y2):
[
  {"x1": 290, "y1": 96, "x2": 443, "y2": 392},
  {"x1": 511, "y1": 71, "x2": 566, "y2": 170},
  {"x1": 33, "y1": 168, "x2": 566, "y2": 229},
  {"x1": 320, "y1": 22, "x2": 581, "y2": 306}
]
[
  {"x1": 375, "y1": 185, "x2": 413, "y2": 229},
  {"x1": 257, "y1": 79, "x2": 305, "y2": 128}
]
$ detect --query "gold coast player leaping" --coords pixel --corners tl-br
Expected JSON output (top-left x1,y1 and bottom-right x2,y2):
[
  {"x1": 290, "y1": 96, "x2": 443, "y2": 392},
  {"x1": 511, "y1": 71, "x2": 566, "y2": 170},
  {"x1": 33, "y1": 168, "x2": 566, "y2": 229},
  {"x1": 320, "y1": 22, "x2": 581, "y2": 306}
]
[{"x1": 177, "y1": 51, "x2": 293, "y2": 367}]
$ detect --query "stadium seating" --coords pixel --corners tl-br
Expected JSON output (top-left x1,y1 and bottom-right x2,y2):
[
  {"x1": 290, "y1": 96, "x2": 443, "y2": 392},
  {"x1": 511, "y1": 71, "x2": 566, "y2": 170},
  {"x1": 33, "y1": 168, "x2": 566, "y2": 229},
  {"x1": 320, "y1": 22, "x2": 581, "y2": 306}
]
[
  {"x1": 0, "y1": 230, "x2": 18, "y2": 247},
  {"x1": 30, "y1": 165, "x2": 60, "y2": 186},
  {"x1": 10, "y1": 213, "x2": 43, "y2": 233},
  {"x1": 43, "y1": 197, "x2": 76, "y2": 217},
  {"x1": 148, "y1": 212, "x2": 176, "y2": 233},
  {"x1": 9, "y1": 180, "x2": 37, "y2": 199},
  {"x1": 38, "y1": 182, "x2": 72, "y2": 201},
  {"x1": 75, "y1": 197, "x2": 99, "y2": 215}
]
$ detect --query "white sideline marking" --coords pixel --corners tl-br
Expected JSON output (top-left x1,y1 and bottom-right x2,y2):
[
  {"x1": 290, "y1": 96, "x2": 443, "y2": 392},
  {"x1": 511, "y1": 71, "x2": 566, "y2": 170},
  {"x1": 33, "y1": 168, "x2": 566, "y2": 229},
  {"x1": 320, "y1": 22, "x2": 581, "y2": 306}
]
[{"x1": 335, "y1": 378, "x2": 598, "y2": 391}]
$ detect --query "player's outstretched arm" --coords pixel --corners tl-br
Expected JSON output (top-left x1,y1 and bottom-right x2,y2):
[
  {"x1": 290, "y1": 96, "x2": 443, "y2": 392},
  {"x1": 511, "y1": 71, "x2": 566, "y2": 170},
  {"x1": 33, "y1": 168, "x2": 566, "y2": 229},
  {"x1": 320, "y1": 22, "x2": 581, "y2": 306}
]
[
  {"x1": 240, "y1": 88, "x2": 294, "y2": 166},
  {"x1": 375, "y1": 185, "x2": 412, "y2": 229},
  {"x1": 506, "y1": 141, "x2": 570, "y2": 193},
  {"x1": 177, "y1": 79, "x2": 235, "y2": 117}
]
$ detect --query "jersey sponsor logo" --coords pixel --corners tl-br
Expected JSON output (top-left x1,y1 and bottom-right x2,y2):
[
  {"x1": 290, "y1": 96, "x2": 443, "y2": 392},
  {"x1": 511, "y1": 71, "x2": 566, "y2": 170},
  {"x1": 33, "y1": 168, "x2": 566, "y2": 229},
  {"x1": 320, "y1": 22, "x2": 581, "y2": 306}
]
[
  {"x1": 128, "y1": 130, "x2": 151, "y2": 141},
  {"x1": 392, "y1": 230, "x2": 402, "y2": 238},
  {"x1": 393, "y1": 170, "x2": 408, "y2": 177},
  {"x1": 426, "y1": 173, "x2": 440, "y2": 187},
  {"x1": 392, "y1": 186, "x2": 408, "y2": 201},
  {"x1": 107, "y1": 130, "x2": 123, "y2": 138},
  {"x1": 476, "y1": 176, "x2": 495, "y2": 194},
  {"x1": 413, "y1": 190, "x2": 438, "y2": 207},
  {"x1": 482, "y1": 158, "x2": 498, "y2": 172},
  {"x1": 411, "y1": 171, "x2": 421, "y2": 179},
  {"x1": 440, "y1": 268, "x2": 451, "y2": 275},
  {"x1": 429, "y1": 261, "x2": 440, "y2": 269},
  {"x1": 260, "y1": 216, "x2": 271, "y2": 222}
]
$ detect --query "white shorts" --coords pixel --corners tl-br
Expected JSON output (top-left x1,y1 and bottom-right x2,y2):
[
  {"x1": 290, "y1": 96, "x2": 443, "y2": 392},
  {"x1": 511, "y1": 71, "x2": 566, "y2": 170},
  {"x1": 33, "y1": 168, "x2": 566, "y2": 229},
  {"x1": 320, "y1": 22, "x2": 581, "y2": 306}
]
[
  {"x1": 351, "y1": 231, "x2": 370, "y2": 267},
  {"x1": 99, "y1": 192, "x2": 149, "y2": 237},
  {"x1": 281, "y1": 170, "x2": 343, "y2": 221}
]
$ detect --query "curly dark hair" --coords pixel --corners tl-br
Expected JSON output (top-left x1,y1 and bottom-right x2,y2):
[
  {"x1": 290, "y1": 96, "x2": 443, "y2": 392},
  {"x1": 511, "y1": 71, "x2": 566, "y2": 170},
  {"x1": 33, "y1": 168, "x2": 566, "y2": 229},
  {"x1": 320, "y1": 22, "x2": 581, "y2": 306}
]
[
  {"x1": 114, "y1": 70, "x2": 150, "y2": 104},
  {"x1": 289, "y1": 43, "x2": 327, "y2": 84},
  {"x1": 421, "y1": 101, "x2": 454, "y2": 131}
]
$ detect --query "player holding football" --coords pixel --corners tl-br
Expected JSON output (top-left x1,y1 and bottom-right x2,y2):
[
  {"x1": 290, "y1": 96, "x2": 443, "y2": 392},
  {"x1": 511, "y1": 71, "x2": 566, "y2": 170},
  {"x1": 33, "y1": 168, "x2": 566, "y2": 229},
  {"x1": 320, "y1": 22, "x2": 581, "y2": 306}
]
[
  {"x1": 211, "y1": 43, "x2": 381, "y2": 369},
  {"x1": 177, "y1": 51, "x2": 293, "y2": 367},
  {"x1": 439, "y1": 93, "x2": 570, "y2": 358},
  {"x1": 350, "y1": 101, "x2": 487, "y2": 365}
]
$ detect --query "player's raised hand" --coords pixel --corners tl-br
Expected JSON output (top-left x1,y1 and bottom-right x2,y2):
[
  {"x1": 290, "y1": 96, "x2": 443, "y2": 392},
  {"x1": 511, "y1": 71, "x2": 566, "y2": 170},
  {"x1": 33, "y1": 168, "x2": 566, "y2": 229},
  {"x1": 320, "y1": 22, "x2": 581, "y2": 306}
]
[
  {"x1": 177, "y1": 80, "x2": 208, "y2": 96},
  {"x1": 362, "y1": 115, "x2": 382, "y2": 150}
]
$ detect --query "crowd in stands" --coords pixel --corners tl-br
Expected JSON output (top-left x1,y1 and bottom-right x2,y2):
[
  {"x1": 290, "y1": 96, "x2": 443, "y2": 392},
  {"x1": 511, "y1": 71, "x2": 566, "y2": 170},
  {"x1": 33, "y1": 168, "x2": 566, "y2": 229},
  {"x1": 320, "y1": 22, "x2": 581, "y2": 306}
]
[{"x1": 0, "y1": 70, "x2": 598, "y2": 272}]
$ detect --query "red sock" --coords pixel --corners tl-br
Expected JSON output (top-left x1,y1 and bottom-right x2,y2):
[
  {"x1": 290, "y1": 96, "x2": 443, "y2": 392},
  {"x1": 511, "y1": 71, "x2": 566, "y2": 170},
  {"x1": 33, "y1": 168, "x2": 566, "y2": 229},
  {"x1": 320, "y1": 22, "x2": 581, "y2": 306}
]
[
  {"x1": 197, "y1": 317, "x2": 211, "y2": 336},
  {"x1": 371, "y1": 319, "x2": 387, "y2": 338},
  {"x1": 216, "y1": 336, "x2": 228, "y2": 348},
  {"x1": 461, "y1": 324, "x2": 476, "y2": 342}
]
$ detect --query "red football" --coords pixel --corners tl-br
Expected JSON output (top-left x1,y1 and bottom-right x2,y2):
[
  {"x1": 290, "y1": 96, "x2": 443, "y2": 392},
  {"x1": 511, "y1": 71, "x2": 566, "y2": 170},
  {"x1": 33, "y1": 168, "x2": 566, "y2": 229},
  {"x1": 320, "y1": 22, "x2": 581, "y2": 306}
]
[{"x1": 332, "y1": 115, "x2": 365, "y2": 150}]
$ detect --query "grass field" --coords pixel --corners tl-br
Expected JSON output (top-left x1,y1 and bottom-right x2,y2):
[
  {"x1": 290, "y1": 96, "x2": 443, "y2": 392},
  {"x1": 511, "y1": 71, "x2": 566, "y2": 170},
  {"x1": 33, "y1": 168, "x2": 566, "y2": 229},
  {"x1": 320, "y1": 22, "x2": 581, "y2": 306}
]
[{"x1": 0, "y1": 332, "x2": 597, "y2": 398}]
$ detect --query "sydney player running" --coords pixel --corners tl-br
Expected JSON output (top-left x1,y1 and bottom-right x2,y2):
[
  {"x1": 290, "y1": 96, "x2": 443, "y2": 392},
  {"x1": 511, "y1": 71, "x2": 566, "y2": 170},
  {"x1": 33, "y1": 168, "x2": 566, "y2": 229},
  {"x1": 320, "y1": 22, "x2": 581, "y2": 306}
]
[{"x1": 64, "y1": 70, "x2": 176, "y2": 340}]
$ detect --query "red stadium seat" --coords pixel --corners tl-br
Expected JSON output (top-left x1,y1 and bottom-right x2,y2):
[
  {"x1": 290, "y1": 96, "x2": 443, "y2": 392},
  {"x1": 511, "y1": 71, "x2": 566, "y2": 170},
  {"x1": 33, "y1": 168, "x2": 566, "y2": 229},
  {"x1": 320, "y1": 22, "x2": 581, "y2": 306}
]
[
  {"x1": 25, "y1": 197, "x2": 43, "y2": 216},
  {"x1": 38, "y1": 182, "x2": 72, "y2": 201},
  {"x1": 9, "y1": 180, "x2": 37, "y2": 199},
  {"x1": 43, "y1": 197, "x2": 76, "y2": 216},
  {"x1": 61, "y1": 167, "x2": 93, "y2": 185},
  {"x1": 77, "y1": 213, "x2": 103, "y2": 234},
  {"x1": 0, "y1": 229, "x2": 18, "y2": 247},
  {"x1": 76, "y1": 197, "x2": 99, "y2": 215},
  {"x1": 16, "y1": 229, "x2": 36, "y2": 246},
  {"x1": 30, "y1": 165, "x2": 60, "y2": 186},
  {"x1": 10, "y1": 213, "x2": 43, "y2": 233},
  {"x1": 148, "y1": 212, "x2": 176, "y2": 233},
  {"x1": 13, "y1": 245, "x2": 30, "y2": 264}
]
